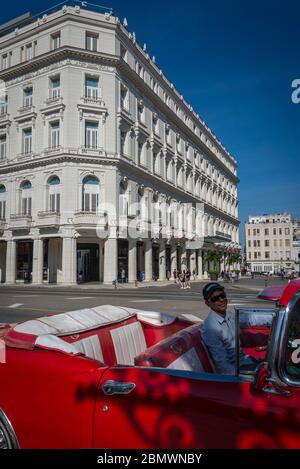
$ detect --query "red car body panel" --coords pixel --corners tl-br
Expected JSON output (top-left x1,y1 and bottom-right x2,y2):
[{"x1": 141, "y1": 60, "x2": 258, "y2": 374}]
[
  {"x1": 95, "y1": 367, "x2": 300, "y2": 449},
  {"x1": 1, "y1": 347, "x2": 106, "y2": 448},
  {"x1": 257, "y1": 279, "x2": 300, "y2": 306}
]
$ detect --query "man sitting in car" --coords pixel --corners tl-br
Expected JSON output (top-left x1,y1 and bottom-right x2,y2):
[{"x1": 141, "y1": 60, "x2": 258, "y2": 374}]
[{"x1": 202, "y1": 283, "x2": 270, "y2": 375}]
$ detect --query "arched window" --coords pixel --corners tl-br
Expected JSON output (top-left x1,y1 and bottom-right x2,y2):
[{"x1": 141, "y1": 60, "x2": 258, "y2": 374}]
[
  {"x1": 48, "y1": 175, "x2": 61, "y2": 213},
  {"x1": 82, "y1": 175, "x2": 99, "y2": 212},
  {"x1": 20, "y1": 180, "x2": 32, "y2": 216},
  {"x1": 0, "y1": 184, "x2": 6, "y2": 219}
]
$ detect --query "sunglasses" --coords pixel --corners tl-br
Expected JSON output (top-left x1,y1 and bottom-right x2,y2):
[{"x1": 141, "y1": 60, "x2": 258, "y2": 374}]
[{"x1": 209, "y1": 293, "x2": 227, "y2": 303}]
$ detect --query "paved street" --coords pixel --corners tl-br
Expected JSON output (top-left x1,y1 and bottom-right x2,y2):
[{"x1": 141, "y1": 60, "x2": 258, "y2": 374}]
[{"x1": 0, "y1": 277, "x2": 286, "y2": 323}]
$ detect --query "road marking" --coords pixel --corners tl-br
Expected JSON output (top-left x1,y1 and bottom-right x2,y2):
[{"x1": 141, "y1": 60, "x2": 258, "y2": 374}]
[
  {"x1": 66, "y1": 297, "x2": 96, "y2": 300},
  {"x1": 14, "y1": 295, "x2": 40, "y2": 298},
  {"x1": 8, "y1": 303, "x2": 24, "y2": 309},
  {"x1": 130, "y1": 299, "x2": 160, "y2": 303},
  {"x1": 181, "y1": 314, "x2": 203, "y2": 323}
]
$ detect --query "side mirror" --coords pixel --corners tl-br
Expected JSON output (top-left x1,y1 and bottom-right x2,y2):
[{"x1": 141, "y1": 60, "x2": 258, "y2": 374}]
[
  {"x1": 251, "y1": 361, "x2": 291, "y2": 396},
  {"x1": 251, "y1": 362, "x2": 269, "y2": 393}
]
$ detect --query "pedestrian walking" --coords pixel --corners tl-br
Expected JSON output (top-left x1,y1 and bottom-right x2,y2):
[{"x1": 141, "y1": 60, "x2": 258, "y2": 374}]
[
  {"x1": 192, "y1": 268, "x2": 196, "y2": 281},
  {"x1": 173, "y1": 268, "x2": 177, "y2": 283},
  {"x1": 179, "y1": 270, "x2": 185, "y2": 289},
  {"x1": 185, "y1": 269, "x2": 191, "y2": 289}
]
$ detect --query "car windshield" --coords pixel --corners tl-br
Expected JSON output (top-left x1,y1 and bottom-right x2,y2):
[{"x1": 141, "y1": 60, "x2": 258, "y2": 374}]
[
  {"x1": 236, "y1": 308, "x2": 276, "y2": 375},
  {"x1": 283, "y1": 293, "x2": 300, "y2": 380}
]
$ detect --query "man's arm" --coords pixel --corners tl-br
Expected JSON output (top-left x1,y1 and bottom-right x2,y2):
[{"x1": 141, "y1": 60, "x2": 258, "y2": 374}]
[{"x1": 202, "y1": 328, "x2": 236, "y2": 375}]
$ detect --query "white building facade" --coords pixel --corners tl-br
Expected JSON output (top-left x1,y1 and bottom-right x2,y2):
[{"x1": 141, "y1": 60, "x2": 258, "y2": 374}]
[
  {"x1": 245, "y1": 213, "x2": 294, "y2": 273},
  {"x1": 0, "y1": 4, "x2": 239, "y2": 285}
]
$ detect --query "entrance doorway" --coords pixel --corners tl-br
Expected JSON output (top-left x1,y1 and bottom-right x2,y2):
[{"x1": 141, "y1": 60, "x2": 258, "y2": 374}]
[
  {"x1": 152, "y1": 244, "x2": 159, "y2": 280},
  {"x1": 137, "y1": 241, "x2": 145, "y2": 281},
  {"x1": 77, "y1": 244, "x2": 99, "y2": 282},
  {"x1": 166, "y1": 245, "x2": 171, "y2": 278},
  {"x1": 16, "y1": 241, "x2": 33, "y2": 282},
  {"x1": 118, "y1": 239, "x2": 128, "y2": 282}
]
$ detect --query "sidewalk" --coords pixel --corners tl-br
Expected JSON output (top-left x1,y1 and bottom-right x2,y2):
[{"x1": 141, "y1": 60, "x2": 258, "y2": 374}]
[{"x1": 0, "y1": 279, "x2": 177, "y2": 290}]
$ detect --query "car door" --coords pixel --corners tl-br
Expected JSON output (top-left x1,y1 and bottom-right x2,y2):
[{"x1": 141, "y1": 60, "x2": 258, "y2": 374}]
[
  {"x1": 234, "y1": 305, "x2": 300, "y2": 449},
  {"x1": 94, "y1": 366, "x2": 253, "y2": 449}
]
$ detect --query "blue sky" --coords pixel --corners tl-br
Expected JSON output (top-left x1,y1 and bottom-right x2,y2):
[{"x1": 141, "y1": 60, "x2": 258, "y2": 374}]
[{"x1": 2, "y1": 0, "x2": 300, "y2": 243}]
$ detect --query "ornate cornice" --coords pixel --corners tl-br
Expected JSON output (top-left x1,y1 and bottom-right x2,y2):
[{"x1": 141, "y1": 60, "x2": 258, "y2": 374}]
[
  {"x1": 0, "y1": 152, "x2": 119, "y2": 175},
  {"x1": 1, "y1": 47, "x2": 117, "y2": 84}
]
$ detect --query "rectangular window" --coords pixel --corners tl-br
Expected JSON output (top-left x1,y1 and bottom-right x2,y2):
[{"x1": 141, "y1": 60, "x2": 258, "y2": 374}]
[
  {"x1": 1, "y1": 54, "x2": 8, "y2": 70},
  {"x1": 50, "y1": 121, "x2": 60, "y2": 148},
  {"x1": 285, "y1": 239, "x2": 290, "y2": 247},
  {"x1": 85, "y1": 77, "x2": 99, "y2": 99},
  {"x1": 0, "y1": 135, "x2": 6, "y2": 160},
  {"x1": 0, "y1": 95, "x2": 7, "y2": 115},
  {"x1": 265, "y1": 240, "x2": 270, "y2": 247},
  {"x1": 49, "y1": 76, "x2": 60, "y2": 99},
  {"x1": 265, "y1": 252, "x2": 270, "y2": 259},
  {"x1": 274, "y1": 239, "x2": 277, "y2": 247},
  {"x1": 120, "y1": 130, "x2": 126, "y2": 155},
  {"x1": 50, "y1": 193, "x2": 60, "y2": 212},
  {"x1": 138, "y1": 103, "x2": 144, "y2": 124},
  {"x1": 85, "y1": 121, "x2": 98, "y2": 148},
  {"x1": 120, "y1": 44, "x2": 127, "y2": 60},
  {"x1": 120, "y1": 85, "x2": 128, "y2": 110},
  {"x1": 253, "y1": 229, "x2": 256, "y2": 236},
  {"x1": 23, "y1": 88, "x2": 33, "y2": 107},
  {"x1": 256, "y1": 229, "x2": 260, "y2": 235},
  {"x1": 248, "y1": 240, "x2": 251, "y2": 247},
  {"x1": 22, "y1": 128, "x2": 32, "y2": 154},
  {"x1": 253, "y1": 240, "x2": 257, "y2": 247},
  {"x1": 0, "y1": 200, "x2": 6, "y2": 219},
  {"x1": 22, "y1": 197, "x2": 32, "y2": 216},
  {"x1": 285, "y1": 228, "x2": 290, "y2": 235},
  {"x1": 257, "y1": 240, "x2": 260, "y2": 247},
  {"x1": 248, "y1": 229, "x2": 250, "y2": 236},
  {"x1": 273, "y1": 228, "x2": 276, "y2": 235},
  {"x1": 86, "y1": 32, "x2": 98, "y2": 51},
  {"x1": 25, "y1": 43, "x2": 33, "y2": 61},
  {"x1": 264, "y1": 228, "x2": 269, "y2": 235},
  {"x1": 279, "y1": 228, "x2": 282, "y2": 235},
  {"x1": 51, "y1": 32, "x2": 61, "y2": 50}
]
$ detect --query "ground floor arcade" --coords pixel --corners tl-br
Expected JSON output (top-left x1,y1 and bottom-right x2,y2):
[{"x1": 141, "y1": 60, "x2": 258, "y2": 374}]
[{"x1": 0, "y1": 235, "x2": 221, "y2": 285}]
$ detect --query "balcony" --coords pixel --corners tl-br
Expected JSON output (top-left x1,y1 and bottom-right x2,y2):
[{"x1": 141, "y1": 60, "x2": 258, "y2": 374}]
[
  {"x1": 79, "y1": 146, "x2": 105, "y2": 157},
  {"x1": 36, "y1": 211, "x2": 60, "y2": 228},
  {"x1": 9, "y1": 214, "x2": 32, "y2": 230},
  {"x1": 73, "y1": 211, "x2": 107, "y2": 230},
  {"x1": 43, "y1": 146, "x2": 63, "y2": 156}
]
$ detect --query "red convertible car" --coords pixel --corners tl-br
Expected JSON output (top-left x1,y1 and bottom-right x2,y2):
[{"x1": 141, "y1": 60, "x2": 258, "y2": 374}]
[{"x1": 0, "y1": 279, "x2": 300, "y2": 449}]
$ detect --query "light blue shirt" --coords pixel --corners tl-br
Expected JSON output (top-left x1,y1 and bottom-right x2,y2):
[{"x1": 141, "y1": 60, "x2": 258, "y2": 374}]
[{"x1": 202, "y1": 309, "x2": 272, "y2": 375}]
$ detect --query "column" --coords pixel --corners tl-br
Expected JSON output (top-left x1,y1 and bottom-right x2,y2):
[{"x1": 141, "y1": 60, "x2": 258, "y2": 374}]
[
  {"x1": 103, "y1": 237, "x2": 118, "y2": 284},
  {"x1": 197, "y1": 249, "x2": 203, "y2": 279},
  {"x1": 62, "y1": 236, "x2": 77, "y2": 285},
  {"x1": 5, "y1": 239, "x2": 16, "y2": 284},
  {"x1": 159, "y1": 241, "x2": 166, "y2": 280},
  {"x1": 32, "y1": 238, "x2": 44, "y2": 284},
  {"x1": 171, "y1": 243, "x2": 177, "y2": 273},
  {"x1": 128, "y1": 239, "x2": 137, "y2": 283},
  {"x1": 145, "y1": 240, "x2": 152, "y2": 281}
]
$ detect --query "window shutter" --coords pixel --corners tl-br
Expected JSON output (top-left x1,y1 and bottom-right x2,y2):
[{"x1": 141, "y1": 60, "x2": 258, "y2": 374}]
[
  {"x1": 84, "y1": 193, "x2": 90, "y2": 212},
  {"x1": 56, "y1": 193, "x2": 60, "y2": 213},
  {"x1": 91, "y1": 193, "x2": 97, "y2": 212},
  {"x1": 22, "y1": 198, "x2": 26, "y2": 215}
]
